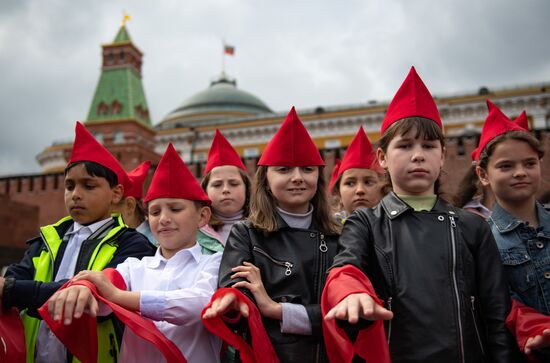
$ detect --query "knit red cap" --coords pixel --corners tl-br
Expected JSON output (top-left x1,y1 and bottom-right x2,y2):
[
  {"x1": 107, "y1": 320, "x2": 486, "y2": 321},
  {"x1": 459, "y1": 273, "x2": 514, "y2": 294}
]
[
  {"x1": 514, "y1": 111, "x2": 529, "y2": 130},
  {"x1": 125, "y1": 161, "x2": 151, "y2": 199},
  {"x1": 381, "y1": 66, "x2": 442, "y2": 134},
  {"x1": 68, "y1": 122, "x2": 130, "y2": 189},
  {"x1": 204, "y1": 129, "x2": 246, "y2": 174},
  {"x1": 329, "y1": 127, "x2": 382, "y2": 192},
  {"x1": 257, "y1": 107, "x2": 325, "y2": 166},
  {"x1": 471, "y1": 100, "x2": 525, "y2": 161},
  {"x1": 144, "y1": 143, "x2": 210, "y2": 204}
]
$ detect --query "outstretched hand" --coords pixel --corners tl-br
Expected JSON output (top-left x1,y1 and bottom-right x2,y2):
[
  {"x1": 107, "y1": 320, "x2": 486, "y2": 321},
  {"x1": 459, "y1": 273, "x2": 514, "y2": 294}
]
[
  {"x1": 202, "y1": 291, "x2": 250, "y2": 320},
  {"x1": 525, "y1": 328, "x2": 550, "y2": 355},
  {"x1": 325, "y1": 293, "x2": 393, "y2": 324},
  {"x1": 47, "y1": 285, "x2": 98, "y2": 325}
]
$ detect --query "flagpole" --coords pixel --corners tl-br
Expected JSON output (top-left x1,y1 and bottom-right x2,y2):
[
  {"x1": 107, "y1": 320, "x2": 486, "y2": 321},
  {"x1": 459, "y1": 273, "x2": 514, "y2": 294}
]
[{"x1": 221, "y1": 39, "x2": 226, "y2": 75}]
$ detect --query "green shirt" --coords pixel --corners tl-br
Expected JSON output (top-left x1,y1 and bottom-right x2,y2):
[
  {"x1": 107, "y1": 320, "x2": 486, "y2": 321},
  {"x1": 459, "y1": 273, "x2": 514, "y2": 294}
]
[{"x1": 397, "y1": 194, "x2": 437, "y2": 212}]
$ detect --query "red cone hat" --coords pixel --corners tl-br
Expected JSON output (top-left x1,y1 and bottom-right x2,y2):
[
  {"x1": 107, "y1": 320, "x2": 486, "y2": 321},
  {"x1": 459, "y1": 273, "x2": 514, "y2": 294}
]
[
  {"x1": 329, "y1": 127, "x2": 382, "y2": 192},
  {"x1": 472, "y1": 100, "x2": 524, "y2": 161},
  {"x1": 514, "y1": 111, "x2": 529, "y2": 130},
  {"x1": 68, "y1": 122, "x2": 130, "y2": 189},
  {"x1": 328, "y1": 159, "x2": 342, "y2": 192},
  {"x1": 144, "y1": 144, "x2": 210, "y2": 204},
  {"x1": 257, "y1": 107, "x2": 324, "y2": 166},
  {"x1": 125, "y1": 161, "x2": 151, "y2": 199},
  {"x1": 381, "y1": 67, "x2": 442, "y2": 134},
  {"x1": 204, "y1": 129, "x2": 246, "y2": 174}
]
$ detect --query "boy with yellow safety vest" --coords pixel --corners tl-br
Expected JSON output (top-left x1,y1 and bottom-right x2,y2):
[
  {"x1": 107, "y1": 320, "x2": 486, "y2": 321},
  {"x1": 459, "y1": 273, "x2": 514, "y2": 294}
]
[{"x1": 0, "y1": 122, "x2": 155, "y2": 363}]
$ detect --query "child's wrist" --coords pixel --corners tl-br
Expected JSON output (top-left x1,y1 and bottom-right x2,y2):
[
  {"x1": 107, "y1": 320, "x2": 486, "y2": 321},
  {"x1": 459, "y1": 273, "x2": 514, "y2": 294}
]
[{"x1": 263, "y1": 301, "x2": 282, "y2": 320}]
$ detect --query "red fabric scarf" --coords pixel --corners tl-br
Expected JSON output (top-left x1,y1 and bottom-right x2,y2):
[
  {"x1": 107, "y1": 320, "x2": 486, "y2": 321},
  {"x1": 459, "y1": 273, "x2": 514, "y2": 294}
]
[
  {"x1": 321, "y1": 265, "x2": 391, "y2": 363},
  {"x1": 0, "y1": 307, "x2": 25, "y2": 363},
  {"x1": 506, "y1": 299, "x2": 550, "y2": 362},
  {"x1": 201, "y1": 287, "x2": 279, "y2": 363},
  {"x1": 38, "y1": 268, "x2": 186, "y2": 363}
]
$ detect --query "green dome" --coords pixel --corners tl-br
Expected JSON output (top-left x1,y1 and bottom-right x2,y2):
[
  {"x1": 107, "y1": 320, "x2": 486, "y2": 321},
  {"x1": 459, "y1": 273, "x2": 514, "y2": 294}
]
[{"x1": 160, "y1": 74, "x2": 272, "y2": 128}]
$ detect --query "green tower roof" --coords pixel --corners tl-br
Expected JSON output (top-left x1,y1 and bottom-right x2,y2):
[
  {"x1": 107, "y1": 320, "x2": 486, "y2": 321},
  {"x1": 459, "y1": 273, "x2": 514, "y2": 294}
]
[
  {"x1": 86, "y1": 25, "x2": 151, "y2": 127},
  {"x1": 113, "y1": 25, "x2": 132, "y2": 43}
]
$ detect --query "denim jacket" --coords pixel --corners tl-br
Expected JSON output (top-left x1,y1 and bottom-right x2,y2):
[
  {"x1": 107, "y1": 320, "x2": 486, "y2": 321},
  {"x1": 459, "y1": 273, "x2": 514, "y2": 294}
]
[{"x1": 489, "y1": 202, "x2": 550, "y2": 315}]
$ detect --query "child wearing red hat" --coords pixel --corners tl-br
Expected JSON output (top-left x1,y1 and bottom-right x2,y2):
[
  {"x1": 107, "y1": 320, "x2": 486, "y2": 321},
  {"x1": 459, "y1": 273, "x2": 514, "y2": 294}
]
[
  {"x1": 113, "y1": 161, "x2": 157, "y2": 246},
  {"x1": 328, "y1": 127, "x2": 386, "y2": 221},
  {"x1": 455, "y1": 102, "x2": 529, "y2": 219},
  {"x1": 202, "y1": 107, "x2": 341, "y2": 362},
  {"x1": 322, "y1": 67, "x2": 520, "y2": 362},
  {"x1": 45, "y1": 143, "x2": 223, "y2": 363},
  {"x1": 197, "y1": 129, "x2": 251, "y2": 254},
  {"x1": 0, "y1": 122, "x2": 155, "y2": 363},
  {"x1": 474, "y1": 102, "x2": 550, "y2": 361}
]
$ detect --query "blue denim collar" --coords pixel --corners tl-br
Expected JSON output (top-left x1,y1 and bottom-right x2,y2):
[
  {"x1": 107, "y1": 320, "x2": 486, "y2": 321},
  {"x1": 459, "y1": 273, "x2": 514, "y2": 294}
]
[{"x1": 490, "y1": 202, "x2": 550, "y2": 233}]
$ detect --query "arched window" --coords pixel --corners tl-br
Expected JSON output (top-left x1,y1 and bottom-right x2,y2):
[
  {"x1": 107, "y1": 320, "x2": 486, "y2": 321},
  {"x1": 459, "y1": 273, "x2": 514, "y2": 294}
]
[
  {"x1": 97, "y1": 102, "x2": 109, "y2": 116},
  {"x1": 111, "y1": 100, "x2": 122, "y2": 115}
]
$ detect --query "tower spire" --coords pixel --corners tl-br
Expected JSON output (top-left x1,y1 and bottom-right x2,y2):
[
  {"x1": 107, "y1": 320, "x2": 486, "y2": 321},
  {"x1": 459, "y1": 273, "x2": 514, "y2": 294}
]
[{"x1": 86, "y1": 22, "x2": 151, "y2": 127}]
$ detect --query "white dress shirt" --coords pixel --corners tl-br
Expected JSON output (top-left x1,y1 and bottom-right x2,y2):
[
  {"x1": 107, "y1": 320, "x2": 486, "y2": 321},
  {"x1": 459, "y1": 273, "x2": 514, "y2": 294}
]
[
  {"x1": 36, "y1": 217, "x2": 112, "y2": 363},
  {"x1": 115, "y1": 243, "x2": 222, "y2": 363}
]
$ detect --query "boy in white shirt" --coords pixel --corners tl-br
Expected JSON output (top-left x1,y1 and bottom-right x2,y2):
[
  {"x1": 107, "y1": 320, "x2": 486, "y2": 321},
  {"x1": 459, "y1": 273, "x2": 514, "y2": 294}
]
[{"x1": 46, "y1": 143, "x2": 222, "y2": 363}]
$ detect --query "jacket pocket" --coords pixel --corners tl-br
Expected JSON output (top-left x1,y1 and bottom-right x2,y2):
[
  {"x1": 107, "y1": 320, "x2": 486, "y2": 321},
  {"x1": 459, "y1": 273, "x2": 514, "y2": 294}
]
[
  {"x1": 470, "y1": 296, "x2": 486, "y2": 357},
  {"x1": 253, "y1": 246, "x2": 294, "y2": 276},
  {"x1": 499, "y1": 249, "x2": 536, "y2": 293}
]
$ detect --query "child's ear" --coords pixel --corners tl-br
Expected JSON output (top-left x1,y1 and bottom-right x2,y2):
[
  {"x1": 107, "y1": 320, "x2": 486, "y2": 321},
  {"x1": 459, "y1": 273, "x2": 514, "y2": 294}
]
[
  {"x1": 476, "y1": 166, "x2": 490, "y2": 187},
  {"x1": 111, "y1": 184, "x2": 124, "y2": 205},
  {"x1": 440, "y1": 146, "x2": 447, "y2": 168},
  {"x1": 376, "y1": 147, "x2": 387, "y2": 169},
  {"x1": 197, "y1": 205, "x2": 212, "y2": 228}
]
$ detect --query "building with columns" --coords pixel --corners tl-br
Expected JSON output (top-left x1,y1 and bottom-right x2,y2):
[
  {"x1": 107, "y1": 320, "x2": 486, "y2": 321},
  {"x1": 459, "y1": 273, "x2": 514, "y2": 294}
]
[{"x1": 1, "y1": 24, "x2": 550, "y2": 267}]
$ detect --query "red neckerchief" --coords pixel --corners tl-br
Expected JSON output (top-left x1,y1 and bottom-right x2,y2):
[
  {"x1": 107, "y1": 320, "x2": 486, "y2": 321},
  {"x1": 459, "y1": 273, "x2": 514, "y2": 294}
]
[
  {"x1": 506, "y1": 298, "x2": 550, "y2": 362},
  {"x1": 201, "y1": 287, "x2": 279, "y2": 363},
  {"x1": 38, "y1": 268, "x2": 186, "y2": 363},
  {"x1": 0, "y1": 307, "x2": 25, "y2": 363},
  {"x1": 321, "y1": 265, "x2": 391, "y2": 363}
]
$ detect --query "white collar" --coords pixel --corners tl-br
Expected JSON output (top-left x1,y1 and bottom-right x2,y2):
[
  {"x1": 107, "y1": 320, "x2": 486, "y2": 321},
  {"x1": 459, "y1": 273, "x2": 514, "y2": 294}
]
[
  {"x1": 146, "y1": 242, "x2": 202, "y2": 268},
  {"x1": 68, "y1": 217, "x2": 112, "y2": 236}
]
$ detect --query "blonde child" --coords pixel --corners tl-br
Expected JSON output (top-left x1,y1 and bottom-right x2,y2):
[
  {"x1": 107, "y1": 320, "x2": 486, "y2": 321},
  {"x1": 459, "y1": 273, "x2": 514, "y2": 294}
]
[{"x1": 203, "y1": 107, "x2": 341, "y2": 363}]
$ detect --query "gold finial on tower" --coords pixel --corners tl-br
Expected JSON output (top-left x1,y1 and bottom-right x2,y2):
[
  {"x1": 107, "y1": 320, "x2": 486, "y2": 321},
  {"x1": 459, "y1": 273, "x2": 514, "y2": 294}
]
[{"x1": 121, "y1": 12, "x2": 131, "y2": 26}]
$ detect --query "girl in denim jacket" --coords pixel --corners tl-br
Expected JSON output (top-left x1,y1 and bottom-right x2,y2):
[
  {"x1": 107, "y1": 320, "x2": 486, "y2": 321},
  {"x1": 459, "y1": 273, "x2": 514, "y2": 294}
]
[{"x1": 475, "y1": 100, "x2": 550, "y2": 360}]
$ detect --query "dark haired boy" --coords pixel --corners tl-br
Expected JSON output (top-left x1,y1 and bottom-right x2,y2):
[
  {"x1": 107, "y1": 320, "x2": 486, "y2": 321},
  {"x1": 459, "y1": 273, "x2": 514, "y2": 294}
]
[{"x1": 0, "y1": 122, "x2": 155, "y2": 363}]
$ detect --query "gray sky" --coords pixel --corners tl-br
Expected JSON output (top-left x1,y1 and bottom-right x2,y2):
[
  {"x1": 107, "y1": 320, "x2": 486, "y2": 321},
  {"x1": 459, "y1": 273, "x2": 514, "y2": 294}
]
[{"x1": 1, "y1": 0, "x2": 549, "y2": 177}]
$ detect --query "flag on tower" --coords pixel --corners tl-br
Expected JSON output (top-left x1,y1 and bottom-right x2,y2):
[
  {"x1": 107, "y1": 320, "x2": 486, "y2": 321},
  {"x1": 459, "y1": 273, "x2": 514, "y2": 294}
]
[{"x1": 224, "y1": 44, "x2": 235, "y2": 56}]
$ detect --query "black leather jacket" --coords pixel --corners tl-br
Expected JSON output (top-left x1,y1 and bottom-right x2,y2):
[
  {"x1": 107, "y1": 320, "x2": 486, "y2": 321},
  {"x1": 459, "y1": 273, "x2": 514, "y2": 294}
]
[
  {"x1": 331, "y1": 193, "x2": 521, "y2": 363},
  {"x1": 218, "y1": 215, "x2": 339, "y2": 363}
]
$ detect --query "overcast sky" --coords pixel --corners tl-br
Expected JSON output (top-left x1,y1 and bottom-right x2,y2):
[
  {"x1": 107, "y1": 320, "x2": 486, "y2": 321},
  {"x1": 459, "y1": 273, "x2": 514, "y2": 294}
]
[{"x1": 1, "y1": 0, "x2": 549, "y2": 177}]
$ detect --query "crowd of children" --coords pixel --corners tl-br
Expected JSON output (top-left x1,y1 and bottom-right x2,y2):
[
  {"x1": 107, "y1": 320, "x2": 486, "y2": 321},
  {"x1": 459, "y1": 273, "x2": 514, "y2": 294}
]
[{"x1": 1, "y1": 66, "x2": 549, "y2": 363}]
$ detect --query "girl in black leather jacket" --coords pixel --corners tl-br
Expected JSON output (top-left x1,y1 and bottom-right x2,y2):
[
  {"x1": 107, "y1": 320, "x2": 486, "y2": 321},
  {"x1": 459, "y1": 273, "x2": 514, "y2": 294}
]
[
  {"x1": 203, "y1": 107, "x2": 341, "y2": 363},
  {"x1": 323, "y1": 67, "x2": 520, "y2": 363}
]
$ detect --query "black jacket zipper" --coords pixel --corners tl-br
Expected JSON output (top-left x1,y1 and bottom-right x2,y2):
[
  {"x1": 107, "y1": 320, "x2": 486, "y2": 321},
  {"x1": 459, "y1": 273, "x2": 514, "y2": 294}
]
[{"x1": 253, "y1": 246, "x2": 293, "y2": 276}]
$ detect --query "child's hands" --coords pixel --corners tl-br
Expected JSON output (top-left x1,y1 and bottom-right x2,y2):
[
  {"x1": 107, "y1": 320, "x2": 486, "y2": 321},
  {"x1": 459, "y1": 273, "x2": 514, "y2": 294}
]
[
  {"x1": 231, "y1": 261, "x2": 282, "y2": 320},
  {"x1": 202, "y1": 292, "x2": 250, "y2": 319},
  {"x1": 48, "y1": 285, "x2": 98, "y2": 325},
  {"x1": 324, "y1": 293, "x2": 393, "y2": 324},
  {"x1": 525, "y1": 329, "x2": 550, "y2": 355},
  {"x1": 74, "y1": 270, "x2": 119, "y2": 300}
]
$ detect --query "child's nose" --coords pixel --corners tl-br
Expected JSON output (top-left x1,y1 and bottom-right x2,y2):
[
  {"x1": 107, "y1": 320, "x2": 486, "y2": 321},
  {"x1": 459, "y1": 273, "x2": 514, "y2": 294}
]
[
  {"x1": 290, "y1": 168, "x2": 304, "y2": 182},
  {"x1": 513, "y1": 166, "x2": 527, "y2": 177},
  {"x1": 411, "y1": 147, "x2": 425, "y2": 162}
]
